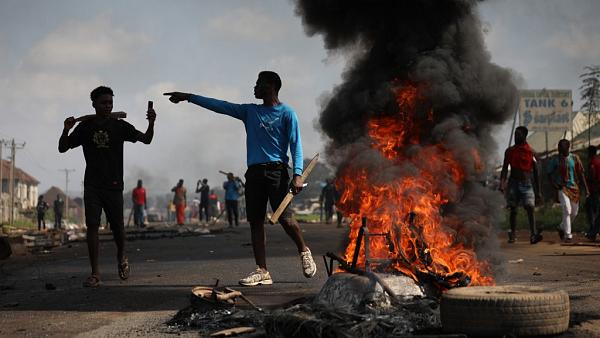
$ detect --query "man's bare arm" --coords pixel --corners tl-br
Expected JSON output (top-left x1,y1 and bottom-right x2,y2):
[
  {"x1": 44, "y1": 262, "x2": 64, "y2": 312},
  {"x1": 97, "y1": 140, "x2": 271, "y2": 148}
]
[
  {"x1": 576, "y1": 156, "x2": 589, "y2": 196},
  {"x1": 499, "y1": 149, "x2": 510, "y2": 192},
  {"x1": 533, "y1": 158, "x2": 541, "y2": 199},
  {"x1": 58, "y1": 117, "x2": 76, "y2": 153},
  {"x1": 136, "y1": 108, "x2": 156, "y2": 144}
]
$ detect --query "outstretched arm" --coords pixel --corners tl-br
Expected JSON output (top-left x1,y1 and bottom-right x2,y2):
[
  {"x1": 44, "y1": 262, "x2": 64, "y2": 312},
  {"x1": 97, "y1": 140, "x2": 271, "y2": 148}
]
[
  {"x1": 58, "y1": 117, "x2": 76, "y2": 153},
  {"x1": 136, "y1": 107, "x2": 156, "y2": 144},
  {"x1": 163, "y1": 92, "x2": 246, "y2": 120}
]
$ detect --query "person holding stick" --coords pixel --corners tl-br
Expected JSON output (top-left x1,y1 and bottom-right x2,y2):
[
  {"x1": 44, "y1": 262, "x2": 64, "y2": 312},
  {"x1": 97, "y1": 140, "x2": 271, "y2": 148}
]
[
  {"x1": 59, "y1": 86, "x2": 155, "y2": 287},
  {"x1": 164, "y1": 71, "x2": 316, "y2": 286}
]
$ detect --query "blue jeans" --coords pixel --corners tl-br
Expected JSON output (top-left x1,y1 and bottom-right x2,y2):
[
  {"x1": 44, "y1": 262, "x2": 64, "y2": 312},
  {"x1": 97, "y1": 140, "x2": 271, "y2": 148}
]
[
  {"x1": 506, "y1": 179, "x2": 535, "y2": 208},
  {"x1": 133, "y1": 204, "x2": 145, "y2": 226}
]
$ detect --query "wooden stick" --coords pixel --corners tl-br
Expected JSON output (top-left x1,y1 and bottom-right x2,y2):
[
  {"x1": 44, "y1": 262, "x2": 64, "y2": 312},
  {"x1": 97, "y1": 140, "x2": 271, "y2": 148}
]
[
  {"x1": 224, "y1": 287, "x2": 263, "y2": 312},
  {"x1": 74, "y1": 111, "x2": 127, "y2": 123},
  {"x1": 269, "y1": 153, "x2": 319, "y2": 224}
]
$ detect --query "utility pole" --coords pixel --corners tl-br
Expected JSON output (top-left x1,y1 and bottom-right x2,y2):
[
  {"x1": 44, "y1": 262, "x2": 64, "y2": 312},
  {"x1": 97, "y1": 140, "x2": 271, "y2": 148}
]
[
  {"x1": 8, "y1": 139, "x2": 25, "y2": 226},
  {"x1": 59, "y1": 169, "x2": 75, "y2": 221},
  {"x1": 0, "y1": 139, "x2": 7, "y2": 223}
]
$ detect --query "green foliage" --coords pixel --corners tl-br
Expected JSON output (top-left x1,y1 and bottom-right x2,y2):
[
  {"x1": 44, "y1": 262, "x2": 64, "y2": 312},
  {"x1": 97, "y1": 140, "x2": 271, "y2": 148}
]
[
  {"x1": 295, "y1": 213, "x2": 321, "y2": 222},
  {"x1": 501, "y1": 205, "x2": 588, "y2": 233},
  {"x1": 580, "y1": 65, "x2": 600, "y2": 113},
  {"x1": 11, "y1": 218, "x2": 36, "y2": 229}
]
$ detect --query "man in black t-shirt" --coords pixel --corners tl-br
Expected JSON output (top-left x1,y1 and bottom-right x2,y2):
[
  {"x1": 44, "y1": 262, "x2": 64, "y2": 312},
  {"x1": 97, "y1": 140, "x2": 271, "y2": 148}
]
[
  {"x1": 59, "y1": 86, "x2": 155, "y2": 287},
  {"x1": 36, "y1": 195, "x2": 49, "y2": 231},
  {"x1": 196, "y1": 178, "x2": 210, "y2": 223}
]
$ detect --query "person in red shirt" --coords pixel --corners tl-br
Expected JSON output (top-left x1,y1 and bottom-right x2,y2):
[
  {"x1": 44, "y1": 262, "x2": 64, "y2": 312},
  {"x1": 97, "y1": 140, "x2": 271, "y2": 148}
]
[
  {"x1": 132, "y1": 179, "x2": 146, "y2": 228},
  {"x1": 500, "y1": 126, "x2": 542, "y2": 244},
  {"x1": 171, "y1": 179, "x2": 187, "y2": 225},
  {"x1": 586, "y1": 146, "x2": 600, "y2": 241}
]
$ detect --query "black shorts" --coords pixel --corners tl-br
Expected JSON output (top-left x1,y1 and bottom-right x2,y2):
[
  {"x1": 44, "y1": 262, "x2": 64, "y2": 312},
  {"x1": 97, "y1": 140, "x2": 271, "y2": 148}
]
[
  {"x1": 84, "y1": 186, "x2": 124, "y2": 232},
  {"x1": 244, "y1": 163, "x2": 292, "y2": 223}
]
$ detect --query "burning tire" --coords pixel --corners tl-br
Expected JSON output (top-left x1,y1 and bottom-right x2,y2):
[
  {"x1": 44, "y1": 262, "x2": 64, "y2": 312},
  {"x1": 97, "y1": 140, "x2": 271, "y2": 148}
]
[{"x1": 441, "y1": 285, "x2": 569, "y2": 337}]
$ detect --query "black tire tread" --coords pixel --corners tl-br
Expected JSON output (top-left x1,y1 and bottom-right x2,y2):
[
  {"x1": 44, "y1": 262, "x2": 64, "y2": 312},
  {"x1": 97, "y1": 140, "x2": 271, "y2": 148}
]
[{"x1": 441, "y1": 286, "x2": 569, "y2": 336}]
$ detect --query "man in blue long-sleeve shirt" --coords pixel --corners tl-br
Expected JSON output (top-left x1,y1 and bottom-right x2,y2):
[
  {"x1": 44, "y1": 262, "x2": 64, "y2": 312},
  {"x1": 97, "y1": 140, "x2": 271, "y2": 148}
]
[
  {"x1": 223, "y1": 173, "x2": 241, "y2": 228},
  {"x1": 164, "y1": 71, "x2": 316, "y2": 286}
]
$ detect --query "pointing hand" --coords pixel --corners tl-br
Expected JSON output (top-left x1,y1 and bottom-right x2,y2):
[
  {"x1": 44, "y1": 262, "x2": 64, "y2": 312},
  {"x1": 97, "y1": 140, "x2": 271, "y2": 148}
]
[{"x1": 163, "y1": 92, "x2": 191, "y2": 104}]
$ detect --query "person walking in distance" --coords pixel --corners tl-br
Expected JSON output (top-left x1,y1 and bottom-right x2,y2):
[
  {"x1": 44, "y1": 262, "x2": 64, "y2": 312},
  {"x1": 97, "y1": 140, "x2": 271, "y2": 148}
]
[
  {"x1": 53, "y1": 195, "x2": 64, "y2": 229},
  {"x1": 546, "y1": 139, "x2": 589, "y2": 243},
  {"x1": 320, "y1": 178, "x2": 337, "y2": 224},
  {"x1": 171, "y1": 179, "x2": 187, "y2": 226},
  {"x1": 223, "y1": 173, "x2": 241, "y2": 228},
  {"x1": 165, "y1": 71, "x2": 317, "y2": 286},
  {"x1": 58, "y1": 85, "x2": 155, "y2": 287},
  {"x1": 36, "y1": 195, "x2": 49, "y2": 231},
  {"x1": 586, "y1": 145, "x2": 600, "y2": 241},
  {"x1": 499, "y1": 126, "x2": 543, "y2": 244},
  {"x1": 196, "y1": 178, "x2": 210, "y2": 224},
  {"x1": 132, "y1": 179, "x2": 147, "y2": 228}
]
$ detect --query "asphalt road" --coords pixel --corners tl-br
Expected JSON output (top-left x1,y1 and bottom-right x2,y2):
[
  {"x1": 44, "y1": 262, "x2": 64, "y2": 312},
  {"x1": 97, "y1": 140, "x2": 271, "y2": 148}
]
[{"x1": 1, "y1": 224, "x2": 600, "y2": 337}]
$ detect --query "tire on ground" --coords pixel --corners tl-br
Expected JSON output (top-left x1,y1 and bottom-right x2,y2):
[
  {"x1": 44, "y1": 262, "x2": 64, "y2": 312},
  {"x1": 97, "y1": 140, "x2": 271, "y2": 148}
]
[{"x1": 441, "y1": 285, "x2": 569, "y2": 337}]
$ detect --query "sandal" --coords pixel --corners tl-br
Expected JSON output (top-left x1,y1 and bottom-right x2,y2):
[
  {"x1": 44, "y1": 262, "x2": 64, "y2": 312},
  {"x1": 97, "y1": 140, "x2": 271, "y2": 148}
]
[
  {"x1": 118, "y1": 258, "x2": 130, "y2": 280},
  {"x1": 83, "y1": 274, "x2": 101, "y2": 287}
]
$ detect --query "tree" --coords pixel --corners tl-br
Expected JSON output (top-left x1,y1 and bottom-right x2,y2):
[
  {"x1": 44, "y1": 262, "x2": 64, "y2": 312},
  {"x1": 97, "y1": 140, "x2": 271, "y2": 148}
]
[{"x1": 580, "y1": 65, "x2": 600, "y2": 146}]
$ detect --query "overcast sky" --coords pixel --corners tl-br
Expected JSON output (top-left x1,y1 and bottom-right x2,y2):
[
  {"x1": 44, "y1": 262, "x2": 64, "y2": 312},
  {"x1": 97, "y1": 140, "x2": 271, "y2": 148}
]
[{"x1": 1, "y1": 0, "x2": 599, "y2": 196}]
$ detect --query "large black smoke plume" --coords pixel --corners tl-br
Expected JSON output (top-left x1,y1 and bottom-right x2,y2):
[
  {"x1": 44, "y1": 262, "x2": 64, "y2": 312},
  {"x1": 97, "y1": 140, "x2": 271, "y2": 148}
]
[{"x1": 295, "y1": 0, "x2": 517, "y2": 274}]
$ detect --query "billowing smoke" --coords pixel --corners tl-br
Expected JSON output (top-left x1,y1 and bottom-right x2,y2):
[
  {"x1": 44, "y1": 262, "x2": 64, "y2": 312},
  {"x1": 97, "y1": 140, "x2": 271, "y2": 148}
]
[{"x1": 295, "y1": 0, "x2": 516, "y2": 273}]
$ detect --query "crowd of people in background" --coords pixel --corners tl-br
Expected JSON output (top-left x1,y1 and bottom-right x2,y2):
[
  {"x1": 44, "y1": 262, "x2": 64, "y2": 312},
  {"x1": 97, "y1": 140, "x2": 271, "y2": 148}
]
[
  {"x1": 501, "y1": 125, "x2": 600, "y2": 244},
  {"x1": 42, "y1": 124, "x2": 600, "y2": 244}
]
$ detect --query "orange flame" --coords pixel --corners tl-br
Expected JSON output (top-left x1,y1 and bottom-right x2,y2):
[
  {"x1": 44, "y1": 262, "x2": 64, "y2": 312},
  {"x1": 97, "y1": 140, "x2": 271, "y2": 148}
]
[{"x1": 337, "y1": 82, "x2": 494, "y2": 289}]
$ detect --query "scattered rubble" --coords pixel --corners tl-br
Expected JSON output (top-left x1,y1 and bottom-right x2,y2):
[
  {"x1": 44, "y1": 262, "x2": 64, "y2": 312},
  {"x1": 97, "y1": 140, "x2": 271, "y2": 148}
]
[
  {"x1": 170, "y1": 272, "x2": 441, "y2": 338},
  {"x1": 0, "y1": 223, "x2": 225, "y2": 256}
]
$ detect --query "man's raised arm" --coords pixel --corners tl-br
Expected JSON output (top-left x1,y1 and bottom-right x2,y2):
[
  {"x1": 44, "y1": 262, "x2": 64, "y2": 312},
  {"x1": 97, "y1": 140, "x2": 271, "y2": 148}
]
[
  {"x1": 163, "y1": 92, "x2": 245, "y2": 120},
  {"x1": 58, "y1": 117, "x2": 76, "y2": 153},
  {"x1": 136, "y1": 107, "x2": 156, "y2": 144}
]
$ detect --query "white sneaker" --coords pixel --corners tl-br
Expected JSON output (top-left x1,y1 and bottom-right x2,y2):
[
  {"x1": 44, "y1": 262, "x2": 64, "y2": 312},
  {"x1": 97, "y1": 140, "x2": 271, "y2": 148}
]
[
  {"x1": 238, "y1": 268, "x2": 273, "y2": 286},
  {"x1": 300, "y1": 248, "x2": 317, "y2": 278}
]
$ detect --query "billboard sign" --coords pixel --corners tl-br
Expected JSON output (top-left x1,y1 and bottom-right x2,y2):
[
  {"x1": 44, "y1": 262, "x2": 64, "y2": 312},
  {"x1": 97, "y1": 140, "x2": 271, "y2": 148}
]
[{"x1": 519, "y1": 89, "x2": 572, "y2": 131}]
